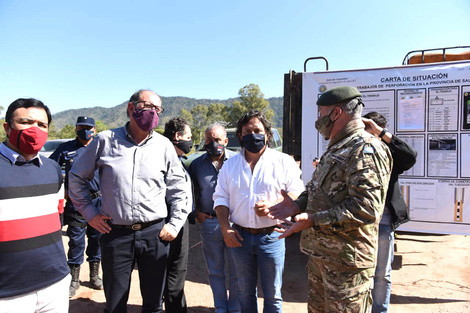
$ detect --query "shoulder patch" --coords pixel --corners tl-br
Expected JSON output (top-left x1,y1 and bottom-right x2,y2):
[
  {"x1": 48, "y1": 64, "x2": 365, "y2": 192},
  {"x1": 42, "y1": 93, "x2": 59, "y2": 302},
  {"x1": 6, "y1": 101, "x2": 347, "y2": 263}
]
[{"x1": 364, "y1": 146, "x2": 375, "y2": 154}]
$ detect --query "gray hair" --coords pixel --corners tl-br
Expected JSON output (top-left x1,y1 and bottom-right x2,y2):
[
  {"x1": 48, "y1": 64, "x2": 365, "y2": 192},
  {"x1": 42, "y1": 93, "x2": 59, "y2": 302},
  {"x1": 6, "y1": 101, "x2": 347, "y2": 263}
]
[
  {"x1": 339, "y1": 97, "x2": 363, "y2": 119},
  {"x1": 205, "y1": 122, "x2": 226, "y2": 136}
]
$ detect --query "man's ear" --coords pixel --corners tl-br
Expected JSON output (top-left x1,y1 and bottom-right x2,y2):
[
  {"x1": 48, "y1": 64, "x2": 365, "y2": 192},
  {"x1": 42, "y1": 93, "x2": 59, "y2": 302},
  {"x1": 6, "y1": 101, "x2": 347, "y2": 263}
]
[
  {"x1": 127, "y1": 102, "x2": 134, "y2": 116},
  {"x1": 3, "y1": 122, "x2": 10, "y2": 137}
]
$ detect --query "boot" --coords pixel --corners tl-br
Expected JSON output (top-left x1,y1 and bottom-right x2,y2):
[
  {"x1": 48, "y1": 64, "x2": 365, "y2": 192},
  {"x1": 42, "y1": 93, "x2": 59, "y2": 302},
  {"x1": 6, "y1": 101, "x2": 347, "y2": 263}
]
[
  {"x1": 89, "y1": 261, "x2": 103, "y2": 290},
  {"x1": 69, "y1": 264, "x2": 81, "y2": 298}
]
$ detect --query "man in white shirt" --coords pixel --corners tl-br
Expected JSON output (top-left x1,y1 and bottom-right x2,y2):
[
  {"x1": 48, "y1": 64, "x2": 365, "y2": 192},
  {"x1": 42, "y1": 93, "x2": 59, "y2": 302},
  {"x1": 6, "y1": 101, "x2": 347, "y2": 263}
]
[{"x1": 213, "y1": 110, "x2": 305, "y2": 313}]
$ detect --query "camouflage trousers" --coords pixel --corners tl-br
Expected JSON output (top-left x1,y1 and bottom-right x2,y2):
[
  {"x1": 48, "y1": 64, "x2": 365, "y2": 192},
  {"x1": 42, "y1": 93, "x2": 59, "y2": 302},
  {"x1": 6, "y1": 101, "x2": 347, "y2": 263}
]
[{"x1": 307, "y1": 256, "x2": 374, "y2": 313}]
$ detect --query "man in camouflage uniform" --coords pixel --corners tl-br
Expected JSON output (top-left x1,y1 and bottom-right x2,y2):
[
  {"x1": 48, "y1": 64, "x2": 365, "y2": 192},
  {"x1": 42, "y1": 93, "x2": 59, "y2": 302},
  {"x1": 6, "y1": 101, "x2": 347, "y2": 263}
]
[{"x1": 269, "y1": 86, "x2": 392, "y2": 313}]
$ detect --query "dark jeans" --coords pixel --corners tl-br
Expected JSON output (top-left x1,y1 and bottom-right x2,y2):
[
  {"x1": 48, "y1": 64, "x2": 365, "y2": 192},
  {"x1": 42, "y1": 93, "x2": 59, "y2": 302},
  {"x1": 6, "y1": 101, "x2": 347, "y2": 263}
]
[
  {"x1": 164, "y1": 219, "x2": 189, "y2": 313},
  {"x1": 100, "y1": 220, "x2": 169, "y2": 313},
  {"x1": 66, "y1": 222, "x2": 101, "y2": 265}
]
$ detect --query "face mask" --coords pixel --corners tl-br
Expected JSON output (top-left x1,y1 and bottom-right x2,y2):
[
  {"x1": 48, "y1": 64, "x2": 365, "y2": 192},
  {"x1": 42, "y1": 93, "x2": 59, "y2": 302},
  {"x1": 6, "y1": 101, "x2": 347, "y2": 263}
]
[
  {"x1": 132, "y1": 109, "x2": 159, "y2": 131},
  {"x1": 8, "y1": 126, "x2": 48, "y2": 154},
  {"x1": 175, "y1": 139, "x2": 193, "y2": 154},
  {"x1": 315, "y1": 108, "x2": 338, "y2": 140},
  {"x1": 77, "y1": 129, "x2": 94, "y2": 141},
  {"x1": 242, "y1": 133, "x2": 266, "y2": 153},
  {"x1": 204, "y1": 140, "x2": 225, "y2": 156}
]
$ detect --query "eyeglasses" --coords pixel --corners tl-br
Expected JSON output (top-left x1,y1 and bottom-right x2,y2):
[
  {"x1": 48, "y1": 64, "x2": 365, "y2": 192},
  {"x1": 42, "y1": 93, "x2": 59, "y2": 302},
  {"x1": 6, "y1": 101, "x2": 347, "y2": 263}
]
[{"x1": 134, "y1": 101, "x2": 165, "y2": 115}]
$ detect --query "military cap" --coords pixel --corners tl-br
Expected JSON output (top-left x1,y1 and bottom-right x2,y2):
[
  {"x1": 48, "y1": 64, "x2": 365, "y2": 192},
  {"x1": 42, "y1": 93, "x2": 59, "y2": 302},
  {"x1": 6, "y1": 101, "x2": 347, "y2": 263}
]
[
  {"x1": 76, "y1": 116, "x2": 95, "y2": 127},
  {"x1": 317, "y1": 86, "x2": 362, "y2": 106}
]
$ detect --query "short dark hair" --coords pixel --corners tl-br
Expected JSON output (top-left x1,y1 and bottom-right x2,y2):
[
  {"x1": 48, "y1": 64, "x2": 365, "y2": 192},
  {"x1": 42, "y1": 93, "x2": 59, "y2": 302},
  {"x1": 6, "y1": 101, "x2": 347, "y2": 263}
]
[
  {"x1": 163, "y1": 117, "x2": 189, "y2": 140},
  {"x1": 5, "y1": 98, "x2": 52, "y2": 126},
  {"x1": 363, "y1": 111, "x2": 387, "y2": 128},
  {"x1": 236, "y1": 110, "x2": 273, "y2": 147}
]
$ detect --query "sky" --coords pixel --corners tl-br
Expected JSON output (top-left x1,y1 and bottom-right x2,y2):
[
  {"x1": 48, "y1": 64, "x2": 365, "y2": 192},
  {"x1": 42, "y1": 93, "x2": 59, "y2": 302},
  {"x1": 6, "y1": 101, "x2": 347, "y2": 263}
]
[{"x1": 1, "y1": 0, "x2": 470, "y2": 115}]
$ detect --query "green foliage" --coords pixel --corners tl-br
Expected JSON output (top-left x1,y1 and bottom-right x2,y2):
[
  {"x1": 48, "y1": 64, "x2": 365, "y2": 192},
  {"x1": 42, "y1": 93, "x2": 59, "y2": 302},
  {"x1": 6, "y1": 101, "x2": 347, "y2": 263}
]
[
  {"x1": 179, "y1": 108, "x2": 193, "y2": 125},
  {"x1": 207, "y1": 103, "x2": 229, "y2": 124},
  {"x1": 227, "y1": 84, "x2": 273, "y2": 124},
  {"x1": 189, "y1": 105, "x2": 209, "y2": 144},
  {"x1": 95, "y1": 120, "x2": 109, "y2": 134},
  {"x1": 238, "y1": 84, "x2": 270, "y2": 111},
  {"x1": 0, "y1": 118, "x2": 5, "y2": 142},
  {"x1": 46, "y1": 122, "x2": 60, "y2": 139},
  {"x1": 59, "y1": 124, "x2": 76, "y2": 139}
]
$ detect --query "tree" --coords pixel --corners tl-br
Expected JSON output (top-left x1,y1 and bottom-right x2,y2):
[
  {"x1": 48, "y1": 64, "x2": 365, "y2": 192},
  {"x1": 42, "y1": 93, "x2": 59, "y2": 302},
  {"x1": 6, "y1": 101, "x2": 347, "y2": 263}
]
[
  {"x1": 207, "y1": 103, "x2": 228, "y2": 124},
  {"x1": 59, "y1": 124, "x2": 76, "y2": 139},
  {"x1": 0, "y1": 118, "x2": 5, "y2": 142},
  {"x1": 228, "y1": 84, "x2": 274, "y2": 124},
  {"x1": 179, "y1": 108, "x2": 193, "y2": 126},
  {"x1": 95, "y1": 120, "x2": 109, "y2": 134},
  {"x1": 189, "y1": 105, "x2": 209, "y2": 145}
]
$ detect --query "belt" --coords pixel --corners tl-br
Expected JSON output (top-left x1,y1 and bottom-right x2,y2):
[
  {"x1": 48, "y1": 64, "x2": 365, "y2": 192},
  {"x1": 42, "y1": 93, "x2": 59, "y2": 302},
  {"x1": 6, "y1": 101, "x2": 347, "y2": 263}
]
[
  {"x1": 109, "y1": 219, "x2": 163, "y2": 231},
  {"x1": 90, "y1": 191, "x2": 101, "y2": 199},
  {"x1": 233, "y1": 223, "x2": 276, "y2": 235}
]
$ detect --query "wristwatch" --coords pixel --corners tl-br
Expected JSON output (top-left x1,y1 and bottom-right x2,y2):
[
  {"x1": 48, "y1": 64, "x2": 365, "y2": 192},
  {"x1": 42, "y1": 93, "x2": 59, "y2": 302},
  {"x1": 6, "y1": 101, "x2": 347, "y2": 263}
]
[{"x1": 379, "y1": 128, "x2": 388, "y2": 138}]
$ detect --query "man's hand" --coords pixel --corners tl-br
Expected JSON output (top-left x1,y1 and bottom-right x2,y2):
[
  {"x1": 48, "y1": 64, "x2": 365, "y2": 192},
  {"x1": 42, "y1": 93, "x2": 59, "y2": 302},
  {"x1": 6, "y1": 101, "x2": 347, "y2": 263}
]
[
  {"x1": 159, "y1": 224, "x2": 178, "y2": 241},
  {"x1": 268, "y1": 189, "x2": 300, "y2": 220},
  {"x1": 89, "y1": 214, "x2": 112, "y2": 234},
  {"x1": 195, "y1": 211, "x2": 212, "y2": 223},
  {"x1": 254, "y1": 200, "x2": 276, "y2": 217},
  {"x1": 362, "y1": 117, "x2": 381, "y2": 136},
  {"x1": 276, "y1": 213, "x2": 315, "y2": 239},
  {"x1": 221, "y1": 227, "x2": 243, "y2": 248}
]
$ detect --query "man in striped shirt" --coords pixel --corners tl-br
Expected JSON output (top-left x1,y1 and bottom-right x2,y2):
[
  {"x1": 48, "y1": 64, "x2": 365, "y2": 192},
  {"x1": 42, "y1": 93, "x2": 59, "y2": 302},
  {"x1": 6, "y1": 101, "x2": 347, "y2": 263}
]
[{"x1": 0, "y1": 98, "x2": 70, "y2": 312}]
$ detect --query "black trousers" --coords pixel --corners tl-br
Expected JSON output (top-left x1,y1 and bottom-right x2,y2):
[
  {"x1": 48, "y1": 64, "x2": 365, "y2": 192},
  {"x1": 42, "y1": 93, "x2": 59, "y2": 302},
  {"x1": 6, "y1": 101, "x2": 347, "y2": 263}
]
[
  {"x1": 100, "y1": 220, "x2": 169, "y2": 313},
  {"x1": 164, "y1": 219, "x2": 189, "y2": 313}
]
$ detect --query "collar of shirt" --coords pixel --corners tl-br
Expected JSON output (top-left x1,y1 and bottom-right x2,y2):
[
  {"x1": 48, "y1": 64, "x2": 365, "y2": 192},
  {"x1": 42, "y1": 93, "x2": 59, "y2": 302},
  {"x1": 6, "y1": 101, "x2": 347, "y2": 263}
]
[
  {"x1": 328, "y1": 119, "x2": 365, "y2": 147},
  {"x1": 124, "y1": 122, "x2": 153, "y2": 146},
  {"x1": 0, "y1": 142, "x2": 43, "y2": 166}
]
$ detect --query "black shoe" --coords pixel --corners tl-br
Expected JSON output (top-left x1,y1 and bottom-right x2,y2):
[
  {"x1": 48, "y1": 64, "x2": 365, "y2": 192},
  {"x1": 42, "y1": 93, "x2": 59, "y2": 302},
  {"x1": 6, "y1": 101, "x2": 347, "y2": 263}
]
[
  {"x1": 69, "y1": 264, "x2": 81, "y2": 298},
  {"x1": 89, "y1": 261, "x2": 103, "y2": 290}
]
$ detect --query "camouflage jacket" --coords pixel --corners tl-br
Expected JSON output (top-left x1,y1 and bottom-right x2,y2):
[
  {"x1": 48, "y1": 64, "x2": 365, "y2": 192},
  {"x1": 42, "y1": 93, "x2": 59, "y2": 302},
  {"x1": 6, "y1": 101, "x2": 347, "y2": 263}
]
[{"x1": 298, "y1": 119, "x2": 392, "y2": 268}]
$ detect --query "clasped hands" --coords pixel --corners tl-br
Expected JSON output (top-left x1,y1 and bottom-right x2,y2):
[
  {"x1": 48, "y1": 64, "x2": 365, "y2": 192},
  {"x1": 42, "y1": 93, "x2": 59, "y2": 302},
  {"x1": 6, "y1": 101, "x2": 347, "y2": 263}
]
[{"x1": 255, "y1": 190, "x2": 314, "y2": 239}]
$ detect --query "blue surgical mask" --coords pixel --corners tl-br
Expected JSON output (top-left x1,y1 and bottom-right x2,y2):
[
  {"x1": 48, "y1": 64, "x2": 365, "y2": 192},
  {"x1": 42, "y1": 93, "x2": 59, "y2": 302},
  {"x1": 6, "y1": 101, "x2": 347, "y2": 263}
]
[
  {"x1": 77, "y1": 129, "x2": 94, "y2": 141},
  {"x1": 242, "y1": 133, "x2": 266, "y2": 153}
]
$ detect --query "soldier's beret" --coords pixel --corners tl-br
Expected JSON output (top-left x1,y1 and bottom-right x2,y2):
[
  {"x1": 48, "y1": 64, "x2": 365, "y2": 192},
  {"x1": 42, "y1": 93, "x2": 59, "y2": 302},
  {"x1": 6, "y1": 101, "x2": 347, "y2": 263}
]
[{"x1": 317, "y1": 86, "x2": 362, "y2": 106}]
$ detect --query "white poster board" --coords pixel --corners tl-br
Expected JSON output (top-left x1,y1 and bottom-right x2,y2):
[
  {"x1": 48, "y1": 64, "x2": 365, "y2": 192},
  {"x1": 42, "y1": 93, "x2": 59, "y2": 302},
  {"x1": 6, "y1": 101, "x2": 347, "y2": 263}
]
[{"x1": 302, "y1": 61, "x2": 470, "y2": 235}]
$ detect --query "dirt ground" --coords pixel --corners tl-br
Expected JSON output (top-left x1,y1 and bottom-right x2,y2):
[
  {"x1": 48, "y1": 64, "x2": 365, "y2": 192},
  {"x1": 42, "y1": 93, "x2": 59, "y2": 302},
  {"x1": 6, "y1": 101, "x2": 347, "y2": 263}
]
[{"x1": 67, "y1": 224, "x2": 470, "y2": 313}]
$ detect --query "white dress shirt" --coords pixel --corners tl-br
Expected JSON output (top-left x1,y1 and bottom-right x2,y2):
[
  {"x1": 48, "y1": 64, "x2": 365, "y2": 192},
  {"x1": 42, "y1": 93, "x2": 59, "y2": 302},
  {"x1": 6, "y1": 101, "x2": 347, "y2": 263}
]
[{"x1": 213, "y1": 147, "x2": 305, "y2": 229}]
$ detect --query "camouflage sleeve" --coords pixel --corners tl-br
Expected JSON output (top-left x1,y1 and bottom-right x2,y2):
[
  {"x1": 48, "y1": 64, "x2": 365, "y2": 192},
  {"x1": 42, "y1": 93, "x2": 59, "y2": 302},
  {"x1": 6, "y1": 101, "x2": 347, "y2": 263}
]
[
  {"x1": 312, "y1": 141, "x2": 392, "y2": 232},
  {"x1": 294, "y1": 190, "x2": 308, "y2": 212}
]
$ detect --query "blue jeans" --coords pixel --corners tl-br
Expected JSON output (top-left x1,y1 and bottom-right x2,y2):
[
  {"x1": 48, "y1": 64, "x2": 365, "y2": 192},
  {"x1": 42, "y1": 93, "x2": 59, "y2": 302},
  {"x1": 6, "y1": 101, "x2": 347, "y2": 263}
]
[
  {"x1": 199, "y1": 218, "x2": 240, "y2": 313},
  {"x1": 372, "y1": 224, "x2": 394, "y2": 313},
  {"x1": 231, "y1": 229, "x2": 285, "y2": 313}
]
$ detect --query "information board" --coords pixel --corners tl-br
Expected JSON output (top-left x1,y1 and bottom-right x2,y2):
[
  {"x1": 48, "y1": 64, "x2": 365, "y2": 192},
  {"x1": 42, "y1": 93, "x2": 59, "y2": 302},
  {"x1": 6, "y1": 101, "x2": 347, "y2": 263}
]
[{"x1": 301, "y1": 61, "x2": 470, "y2": 235}]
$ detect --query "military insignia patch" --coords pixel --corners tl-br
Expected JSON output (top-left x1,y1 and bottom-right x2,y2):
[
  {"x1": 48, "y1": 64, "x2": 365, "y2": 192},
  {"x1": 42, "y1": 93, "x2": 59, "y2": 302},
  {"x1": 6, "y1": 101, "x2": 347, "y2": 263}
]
[{"x1": 364, "y1": 146, "x2": 375, "y2": 154}]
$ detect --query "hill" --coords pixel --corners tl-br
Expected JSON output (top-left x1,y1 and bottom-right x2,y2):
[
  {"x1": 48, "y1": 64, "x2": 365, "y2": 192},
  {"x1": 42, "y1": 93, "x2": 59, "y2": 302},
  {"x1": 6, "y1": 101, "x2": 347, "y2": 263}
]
[{"x1": 52, "y1": 96, "x2": 283, "y2": 130}]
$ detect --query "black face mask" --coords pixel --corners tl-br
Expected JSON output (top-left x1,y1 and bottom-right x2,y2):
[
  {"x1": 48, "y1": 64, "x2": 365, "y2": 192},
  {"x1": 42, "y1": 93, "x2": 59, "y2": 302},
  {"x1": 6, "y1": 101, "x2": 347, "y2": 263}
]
[
  {"x1": 242, "y1": 133, "x2": 266, "y2": 153},
  {"x1": 205, "y1": 140, "x2": 225, "y2": 156},
  {"x1": 174, "y1": 139, "x2": 193, "y2": 154}
]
